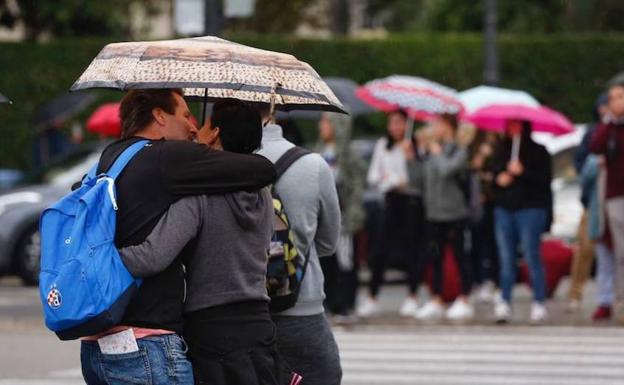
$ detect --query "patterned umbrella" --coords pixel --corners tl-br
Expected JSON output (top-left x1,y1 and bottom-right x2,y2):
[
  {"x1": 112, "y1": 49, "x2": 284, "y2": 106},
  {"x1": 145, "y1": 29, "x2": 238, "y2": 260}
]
[
  {"x1": 70, "y1": 36, "x2": 345, "y2": 115},
  {"x1": 356, "y1": 75, "x2": 462, "y2": 120}
]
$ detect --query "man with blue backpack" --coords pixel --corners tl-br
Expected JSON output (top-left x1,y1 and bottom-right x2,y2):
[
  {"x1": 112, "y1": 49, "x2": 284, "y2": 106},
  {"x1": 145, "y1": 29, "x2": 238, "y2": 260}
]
[{"x1": 42, "y1": 88, "x2": 276, "y2": 385}]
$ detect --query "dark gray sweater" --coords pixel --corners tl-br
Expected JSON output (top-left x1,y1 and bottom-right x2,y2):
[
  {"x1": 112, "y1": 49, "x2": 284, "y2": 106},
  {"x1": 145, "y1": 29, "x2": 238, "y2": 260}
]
[{"x1": 119, "y1": 189, "x2": 273, "y2": 313}]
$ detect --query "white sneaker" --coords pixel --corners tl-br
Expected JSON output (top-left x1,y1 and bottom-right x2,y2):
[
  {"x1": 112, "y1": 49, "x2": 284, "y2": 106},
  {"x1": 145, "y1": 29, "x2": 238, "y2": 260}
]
[
  {"x1": 494, "y1": 301, "x2": 511, "y2": 323},
  {"x1": 565, "y1": 299, "x2": 580, "y2": 313},
  {"x1": 415, "y1": 300, "x2": 444, "y2": 321},
  {"x1": 530, "y1": 302, "x2": 548, "y2": 324},
  {"x1": 399, "y1": 297, "x2": 419, "y2": 317},
  {"x1": 356, "y1": 297, "x2": 380, "y2": 318},
  {"x1": 476, "y1": 281, "x2": 496, "y2": 304},
  {"x1": 446, "y1": 299, "x2": 475, "y2": 321}
]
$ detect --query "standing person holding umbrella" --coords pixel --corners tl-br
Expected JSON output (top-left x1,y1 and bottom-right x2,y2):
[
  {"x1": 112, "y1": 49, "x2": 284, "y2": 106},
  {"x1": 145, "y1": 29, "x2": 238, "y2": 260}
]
[
  {"x1": 416, "y1": 113, "x2": 474, "y2": 322},
  {"x1": 358, "y1": 109, "x2": 425, "y2": 318},
  {"x1": 491, "y1": 120, "x2": 552, "y2": 323}
]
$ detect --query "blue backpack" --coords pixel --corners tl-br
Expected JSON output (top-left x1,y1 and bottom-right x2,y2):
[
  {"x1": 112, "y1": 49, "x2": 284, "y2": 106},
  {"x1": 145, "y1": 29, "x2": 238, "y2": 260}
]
[{"x1": 39, "y1": 140, "x2": 148, "y2": 340}]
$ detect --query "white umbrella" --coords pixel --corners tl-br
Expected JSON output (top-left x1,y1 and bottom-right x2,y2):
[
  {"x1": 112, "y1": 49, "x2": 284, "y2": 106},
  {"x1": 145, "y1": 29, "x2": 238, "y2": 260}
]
[{"x1": 459, "y1": 85, "x2": 539, "y2": 114}]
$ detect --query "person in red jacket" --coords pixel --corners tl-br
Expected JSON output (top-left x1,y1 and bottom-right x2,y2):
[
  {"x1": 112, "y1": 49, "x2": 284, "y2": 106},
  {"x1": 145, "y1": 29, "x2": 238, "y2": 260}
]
[{"x1": 590, "y1": 83, "x2": 624, "y2": 321}]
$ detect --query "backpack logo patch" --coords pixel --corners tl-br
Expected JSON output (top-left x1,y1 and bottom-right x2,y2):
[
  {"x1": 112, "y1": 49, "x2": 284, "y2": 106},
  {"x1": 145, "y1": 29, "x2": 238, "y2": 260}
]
[{"x1": 47, "y1": 287, "x2": 62, "y2": 309}]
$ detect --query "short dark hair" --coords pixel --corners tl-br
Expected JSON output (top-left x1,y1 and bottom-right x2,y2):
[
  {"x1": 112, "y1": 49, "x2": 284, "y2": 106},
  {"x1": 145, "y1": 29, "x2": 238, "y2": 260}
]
[
  {"x1": 211, "y1": 98, "x2": 263, "y2": 154},
  {"x1": 119, "y1": 88, "x2": 183, "y2": 138},
  {"x1": 439, "y1": 113, "x2": 459, "y2": 132},
  {"x1": 390, "y1": 108, "x2": 409, "y2": 120}
]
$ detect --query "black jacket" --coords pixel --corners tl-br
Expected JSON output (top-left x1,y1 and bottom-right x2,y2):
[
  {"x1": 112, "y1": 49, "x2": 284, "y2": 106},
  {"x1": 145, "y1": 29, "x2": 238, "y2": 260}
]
[
  {"x1": 493, "y1": 133, "x2": 552, "y2": 211},
  {"x1": 96, "y1": 137, "x2": 276, "y2": 333}
]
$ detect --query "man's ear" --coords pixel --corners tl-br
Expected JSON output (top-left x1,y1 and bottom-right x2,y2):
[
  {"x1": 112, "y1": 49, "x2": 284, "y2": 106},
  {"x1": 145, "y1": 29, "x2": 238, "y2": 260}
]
[{"x1": 152, "y1": 108, "x2": 167, "y2": 126}]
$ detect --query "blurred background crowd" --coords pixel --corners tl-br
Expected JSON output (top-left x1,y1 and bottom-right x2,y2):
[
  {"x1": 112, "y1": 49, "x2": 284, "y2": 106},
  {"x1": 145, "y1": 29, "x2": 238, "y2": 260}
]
[{"x1": 1, "y1": 0, "x2": 624, "y2": 327}]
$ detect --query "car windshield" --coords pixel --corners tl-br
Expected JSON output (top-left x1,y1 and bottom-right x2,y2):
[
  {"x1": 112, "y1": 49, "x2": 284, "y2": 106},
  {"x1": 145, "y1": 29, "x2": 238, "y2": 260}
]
[{"x1": 22, "y1": 143, "x2": 106, "y2": 189}]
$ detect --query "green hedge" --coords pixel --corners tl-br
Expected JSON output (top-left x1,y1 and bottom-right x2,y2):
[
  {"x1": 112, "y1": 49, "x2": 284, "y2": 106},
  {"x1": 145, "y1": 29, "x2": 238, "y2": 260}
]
[{"x1": 1, "y1": 34, "x2": 623, "y2": 170}]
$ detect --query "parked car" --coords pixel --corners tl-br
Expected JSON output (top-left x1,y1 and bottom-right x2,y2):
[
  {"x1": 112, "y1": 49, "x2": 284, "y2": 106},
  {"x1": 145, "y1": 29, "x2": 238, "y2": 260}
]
[{"x1": 0, "y1": 143, "x2": 104, "y2": 285}]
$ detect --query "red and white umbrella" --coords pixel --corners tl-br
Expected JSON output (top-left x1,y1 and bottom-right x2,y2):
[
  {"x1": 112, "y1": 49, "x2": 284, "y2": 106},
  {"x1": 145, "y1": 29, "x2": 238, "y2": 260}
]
[{"x1": 355, "y1": 75, "x2": 463, "y2": 120}]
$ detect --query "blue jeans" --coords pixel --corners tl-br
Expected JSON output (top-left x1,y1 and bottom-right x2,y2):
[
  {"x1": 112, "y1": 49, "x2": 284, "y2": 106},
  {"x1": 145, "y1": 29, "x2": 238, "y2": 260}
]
[
  {"x1": 494, "y1": 207, "x2": 547, "y2": 303},
  {"x1": 81, "y1": 333, "x2": 194, "y2": 385},
  {"x1": 595, "y1": 242, "x2": 615, "y2": 306}
]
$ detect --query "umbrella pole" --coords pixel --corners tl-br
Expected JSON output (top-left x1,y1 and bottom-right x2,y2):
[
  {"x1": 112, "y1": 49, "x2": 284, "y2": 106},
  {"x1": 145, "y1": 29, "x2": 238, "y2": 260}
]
[
  {"x1": 405, "y1": 117, "x2": 415, "y2": 141},
  {"x1": 511, "y1": 135, "x2": 521, "y2": 162},
  {"x1": 268, "y1": 82, "x2": 281, "y2": 124},
  {"x1": 200, "y1": 88, "x2": 208, "y2": 127}
]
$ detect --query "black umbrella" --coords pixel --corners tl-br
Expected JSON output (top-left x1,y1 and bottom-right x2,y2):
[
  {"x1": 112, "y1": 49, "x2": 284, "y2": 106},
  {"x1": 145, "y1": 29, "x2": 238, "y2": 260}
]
[
  {"x1": 277, "y1": 77, "x2": 375, "y2": 120},
  {"x1": 35, "y1": 91, "x2": 97, "y2": 127},
  {"x1": 0, "y1": 92, "x2": 11, "y2": 104}
]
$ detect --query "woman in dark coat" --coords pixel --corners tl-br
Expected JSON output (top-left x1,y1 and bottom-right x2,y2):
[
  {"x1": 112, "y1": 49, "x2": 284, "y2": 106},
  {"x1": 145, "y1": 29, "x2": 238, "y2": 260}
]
[{"x1": 492, "y1": 120, "x2": 552, "y2": 324}]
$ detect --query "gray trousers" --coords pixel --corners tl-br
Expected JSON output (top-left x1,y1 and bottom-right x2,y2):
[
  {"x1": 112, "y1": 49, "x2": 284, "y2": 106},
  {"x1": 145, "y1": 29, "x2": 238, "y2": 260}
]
[
  {"x1": 272, "y1": 313, "x2": 342, "y2": 385},
  {"x1": 607, "y1": 197, "x2": 624, "y2": 302}
]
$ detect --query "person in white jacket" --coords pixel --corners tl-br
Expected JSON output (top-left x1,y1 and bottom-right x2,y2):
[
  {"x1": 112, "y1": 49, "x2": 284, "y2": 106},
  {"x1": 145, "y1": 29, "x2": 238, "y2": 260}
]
[{"x1": 357, "y1": 109, "x2": 426, "y2": 318}]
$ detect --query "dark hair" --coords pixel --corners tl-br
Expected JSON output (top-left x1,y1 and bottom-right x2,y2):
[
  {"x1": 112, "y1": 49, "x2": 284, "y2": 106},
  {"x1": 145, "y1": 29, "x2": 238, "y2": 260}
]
[
  {"x1": 119, "y1": 89, "x2": 183, "y2": 138},
  {"x1": 438, "y1": 113, "x2": 459, "y2": 132},
  {"x1": 211, "y1": 98, "x2": 263, "y2": 154},
  {"x1": 385, "y1": 108, "x2": 408, "y2": 149}
]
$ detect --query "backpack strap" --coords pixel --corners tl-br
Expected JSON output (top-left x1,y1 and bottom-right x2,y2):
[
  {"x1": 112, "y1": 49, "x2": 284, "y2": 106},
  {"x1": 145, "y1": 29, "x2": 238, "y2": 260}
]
[
  {"x1": 274, "y1": 146, "x2": 312, "y2": 180},
  {"x1": 105, "y1": 140, "x2": 150, "y2": 180}
]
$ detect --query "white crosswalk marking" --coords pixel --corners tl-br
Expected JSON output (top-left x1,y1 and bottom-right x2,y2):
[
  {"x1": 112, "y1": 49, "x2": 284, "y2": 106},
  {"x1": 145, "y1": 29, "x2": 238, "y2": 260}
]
[
  {"x1": 0, "y1": 368, "x2": 84, "y2": 385},
  {"x1": 335, "y1": 325, "x2": 624, "y2": 385}
]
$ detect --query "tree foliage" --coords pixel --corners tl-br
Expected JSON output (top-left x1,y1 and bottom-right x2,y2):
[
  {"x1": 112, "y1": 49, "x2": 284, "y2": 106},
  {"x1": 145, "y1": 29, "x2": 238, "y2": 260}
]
[
  {"x1": 0, "y1": 0, "x2": 160, "y2": 41},
  {"x1": 365, "y1": 0, "x2": 624, "y2": 34}
]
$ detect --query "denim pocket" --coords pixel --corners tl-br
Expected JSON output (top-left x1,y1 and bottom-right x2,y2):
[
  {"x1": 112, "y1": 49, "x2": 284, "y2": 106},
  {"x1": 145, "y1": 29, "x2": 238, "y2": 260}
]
[
  {"x1": 101, "y1": 348, "x2": 152, "y2": 385},
  {"x1": 163, "y1": 335, "x2": 194, "y2": 385}
]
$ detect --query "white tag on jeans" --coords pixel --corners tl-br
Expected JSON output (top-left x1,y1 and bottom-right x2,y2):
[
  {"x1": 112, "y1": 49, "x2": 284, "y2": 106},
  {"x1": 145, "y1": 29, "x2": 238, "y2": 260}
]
[{"x1": 97, "y1": 329, "x2": 139, "y2": 355}]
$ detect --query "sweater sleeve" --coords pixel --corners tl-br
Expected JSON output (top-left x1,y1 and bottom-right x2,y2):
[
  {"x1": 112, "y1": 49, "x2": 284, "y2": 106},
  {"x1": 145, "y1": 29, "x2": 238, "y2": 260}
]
[
  {"x1": 428, "y1": 146, "x2": 468, "y2": 178},
  {"x1": 119, "y1": 196, "x2": 203, "y2": 277},
  {"x1": 162, "y1": 141, "x2": 276, "y2": 197},
  {"x1": 589, "y1": 123, "x2": 610, "y2": 154},
  {"x1": 314, "y1": 159, "x2": 341, "y2": 258}
]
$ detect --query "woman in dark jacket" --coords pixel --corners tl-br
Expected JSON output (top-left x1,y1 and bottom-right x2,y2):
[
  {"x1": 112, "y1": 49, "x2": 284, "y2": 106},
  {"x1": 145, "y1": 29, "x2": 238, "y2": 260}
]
[{"x1": 492, "y1": 120, "x2": 552, "y2": 324}]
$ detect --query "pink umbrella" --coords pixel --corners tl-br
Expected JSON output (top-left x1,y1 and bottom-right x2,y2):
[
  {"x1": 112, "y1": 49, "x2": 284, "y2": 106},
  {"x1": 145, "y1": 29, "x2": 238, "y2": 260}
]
[
  {"x1": 465, "y1": 104, "x2": 573, "y2": 136},
  {"x1": 356, "y1": 75, "x2": 463, "y2": 121}
]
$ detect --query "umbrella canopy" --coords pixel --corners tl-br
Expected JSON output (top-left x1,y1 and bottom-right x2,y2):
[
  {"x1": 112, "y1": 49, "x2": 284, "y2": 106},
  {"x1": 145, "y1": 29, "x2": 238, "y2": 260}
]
[
  {"x1": 459, "y1": 85, "x2": 539, "y2": 114},
  {"x1": 70, "y1": 36, "x2": 346, "y2": 114},
  {"x1": 465, "y1": 104, "x2": 574, "y2": 136},
  {"x1": 356, "y1": 75, "x2": 462, "y2": 120},
  {"x1": 86, "y1": 103, "x2": 122, "y2": 138},
  {"x1": 0, "y1": 93, "x2": 11, "y2": 104},
  {"x1": 35, "y1": 91, "x2": 97, "y2": 127},
  {"x1": 278, "y1": 77, "x2": 375, "y2": 120}
]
